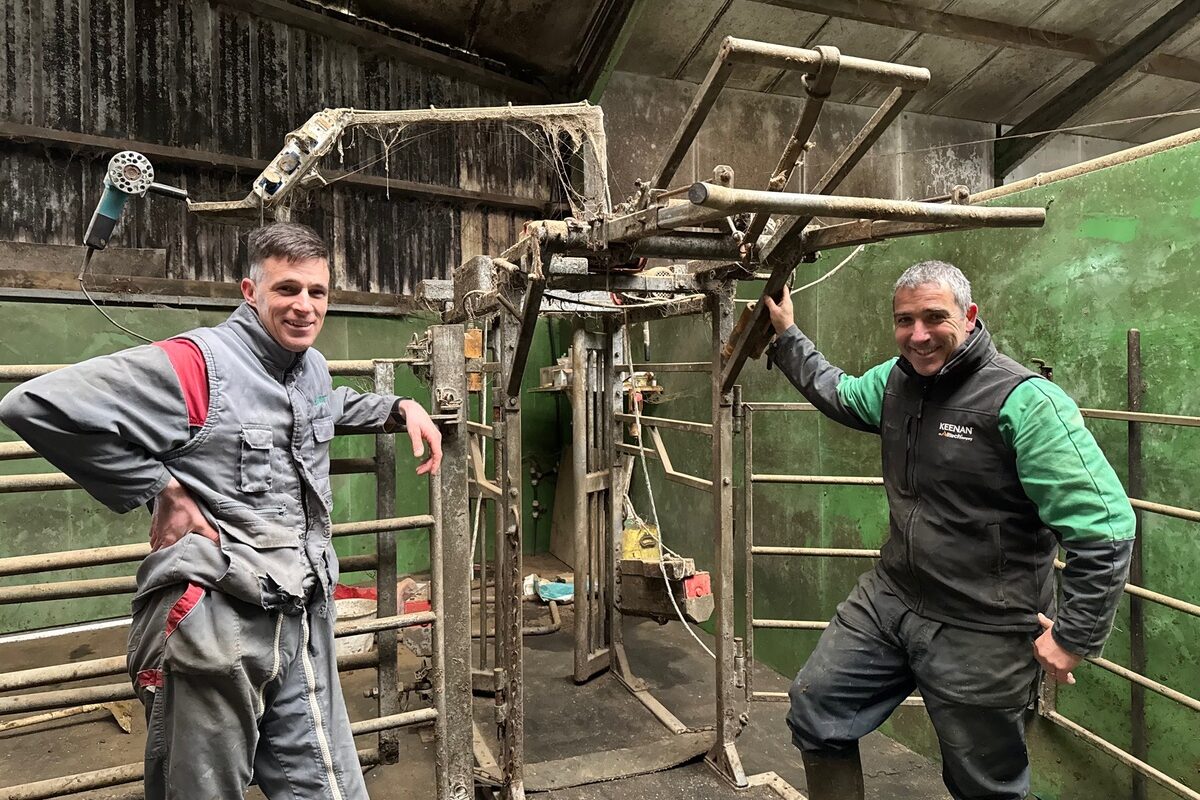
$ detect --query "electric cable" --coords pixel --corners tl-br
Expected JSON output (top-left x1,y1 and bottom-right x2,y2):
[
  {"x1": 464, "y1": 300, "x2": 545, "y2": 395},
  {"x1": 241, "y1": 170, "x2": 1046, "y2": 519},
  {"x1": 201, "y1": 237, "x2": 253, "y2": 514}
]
[
  {"x1": 77, "y1": 248, "x2": 153, "y2": 344},
  {"x1": 621, "y1": 311, "x2": 717, "y2": 660}
]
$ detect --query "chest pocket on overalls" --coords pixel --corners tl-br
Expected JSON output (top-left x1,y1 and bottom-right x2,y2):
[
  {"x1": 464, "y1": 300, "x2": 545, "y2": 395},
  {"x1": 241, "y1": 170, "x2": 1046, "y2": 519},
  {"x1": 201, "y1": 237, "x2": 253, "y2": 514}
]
[
  {"x1": 239, "y1": 425, "x2": 274, "y2": 493},
  {"x1": 312, "y1": 417, "x2": 334, "y2": 446}
]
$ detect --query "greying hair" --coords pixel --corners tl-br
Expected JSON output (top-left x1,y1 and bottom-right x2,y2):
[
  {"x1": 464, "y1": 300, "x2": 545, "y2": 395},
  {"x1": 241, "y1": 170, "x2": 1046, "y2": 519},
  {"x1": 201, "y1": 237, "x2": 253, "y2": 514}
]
[
  {"x1": 893, "y1": 260, "x2": 972, "y2": 314},
  {"x1": 246, "y1": 222, "x2": 329, "y2": 282}
]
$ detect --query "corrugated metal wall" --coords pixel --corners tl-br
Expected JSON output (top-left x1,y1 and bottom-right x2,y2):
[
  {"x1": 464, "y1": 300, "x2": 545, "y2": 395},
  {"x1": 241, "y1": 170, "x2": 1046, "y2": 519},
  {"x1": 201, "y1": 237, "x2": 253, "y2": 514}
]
[{"x1": 0, "y1": 0, "x2": 558, "y2": 295}]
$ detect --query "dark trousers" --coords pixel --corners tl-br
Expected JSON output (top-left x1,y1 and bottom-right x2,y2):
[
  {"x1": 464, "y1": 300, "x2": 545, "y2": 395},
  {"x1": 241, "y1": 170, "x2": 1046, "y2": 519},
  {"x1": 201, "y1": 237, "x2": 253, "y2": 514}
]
[{"x1": 787, "y1": 569, "x2": 1040, "y2": 800}]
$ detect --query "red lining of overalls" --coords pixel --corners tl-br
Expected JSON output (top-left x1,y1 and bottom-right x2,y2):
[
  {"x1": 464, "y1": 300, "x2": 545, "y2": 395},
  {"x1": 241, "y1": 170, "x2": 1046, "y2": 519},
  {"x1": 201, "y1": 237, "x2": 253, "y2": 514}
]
[
  {"x1": 136, "y1": 668, "x2": 164, "y2": 688},
  {"x1": 165, "y1": 583, "x2": 206, "y2": 638}
]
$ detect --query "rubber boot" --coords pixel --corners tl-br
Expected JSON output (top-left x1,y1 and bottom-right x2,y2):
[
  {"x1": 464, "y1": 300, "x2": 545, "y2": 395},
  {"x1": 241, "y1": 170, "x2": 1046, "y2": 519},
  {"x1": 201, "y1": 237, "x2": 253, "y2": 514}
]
[{"x1": 801, "y1": 749, "x2": 865, "y2": 800}]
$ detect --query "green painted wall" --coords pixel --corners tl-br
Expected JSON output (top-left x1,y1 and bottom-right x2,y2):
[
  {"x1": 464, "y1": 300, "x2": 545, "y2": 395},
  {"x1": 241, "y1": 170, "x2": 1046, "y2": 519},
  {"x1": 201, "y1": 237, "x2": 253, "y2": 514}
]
[
  {"x1": 630, "y1": 142, "x2": 1200, "y2": 799},
  {"x1": 0, "y1": 302, "x2": 567, "y2": 634}
]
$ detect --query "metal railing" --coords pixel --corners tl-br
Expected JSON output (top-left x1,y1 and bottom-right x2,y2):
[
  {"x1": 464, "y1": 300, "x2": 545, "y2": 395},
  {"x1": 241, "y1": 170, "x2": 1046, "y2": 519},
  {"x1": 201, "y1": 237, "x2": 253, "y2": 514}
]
[
  {"x1": 740, "y1": 334, "x2": 1200, "y2": 800},
  {"x1": 0, "y1": 355, "x2": 468, "y2": 799}
]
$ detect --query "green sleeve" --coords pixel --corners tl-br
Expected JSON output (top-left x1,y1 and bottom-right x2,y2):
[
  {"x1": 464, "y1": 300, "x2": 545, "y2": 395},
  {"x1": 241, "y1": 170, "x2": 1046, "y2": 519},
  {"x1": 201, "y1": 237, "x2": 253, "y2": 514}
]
[
  {"x1": 835, "y1": 357, "x2": 897, "y2": 430},
  {"x1": 999, "y1": 379, "x2": 1135, "y2": 544}
]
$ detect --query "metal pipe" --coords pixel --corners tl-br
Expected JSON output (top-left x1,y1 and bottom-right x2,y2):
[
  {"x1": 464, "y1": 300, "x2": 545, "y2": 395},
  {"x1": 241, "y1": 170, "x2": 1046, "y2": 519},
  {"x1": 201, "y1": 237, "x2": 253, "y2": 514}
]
[
  {"x1": 1053, "y1": 559, "x2": 1200, "y2": 618},
  {"x1": 349, "y1": 707, "x2": 438, "y2": 735},
  {"x1": 1129, "y1": 498, "x2": 1200, "y2": 523},
  {"x1": 613, "y1": 412, "x2": 713, "y2": 435},
  {"x1": 971, "y1": 125, "x2": 1200, "y2": 206},
  {"x1": 752, "y1": 690, "x2": 925, "y2": 708},
  {"x1": 0, "y1": 473, "x2": 77, "y2": 493},
  {"x1": 1128, "y1": 329, "x2": 1148, "y2": 800},
  {"x1": 0, "y1": 516, "x2": 431, "y2": 583},
  {"x1": 740, "y1": 402, "x2": 816, "y2": 411},
  {"x1": 1041, "y1": 710, "x2": 1200, "y2": 800},
  {"x1": 667, "y1": 183, "x2": 1046, "y2": 230},
  {"x1": 752, "y1": 474, "x2": 883, "y2": 485},
  {"x1": 0, "y1": 710, "x2": 437, "y2": 800},
  {"x1": 752, "y1": 619, "x2": 829, "y2": 630},
  {"x1": 631, "y1": 362, "x2": 711, "y2": 373},
  {"x1": 721, "y1": 36, "x2": 930, "y2": 89},
  {"x1": 1086, "y1": 655, "x2": 1200, "y2": 714},
  {"x1": 1, "y1": 645, "x2": 383, "y2": 695},
  {"x1": 752, "y1": 546, "x2": 881, "y2": 558},
  {"x1": 0, "y1": 441, "x2": 36, "y2": 460},
  {"x1": 1081, "y1": 407, "x2": 1200, "y2": 428},
  {"x1": 333, "y1": 610, "x2": 436, "y2": 638},
  {"x1": 0, "y1": 360, "x2": 417, "y2": 382},
  {"x1": 0, "y1": 575, "x2": 137, "y2": 605}
]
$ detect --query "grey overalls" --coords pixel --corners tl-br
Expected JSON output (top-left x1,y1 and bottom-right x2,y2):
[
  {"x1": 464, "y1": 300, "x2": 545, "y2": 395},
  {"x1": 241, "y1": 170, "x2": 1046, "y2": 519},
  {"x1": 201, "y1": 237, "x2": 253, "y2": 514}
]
[{"x1": 1, "y1": 303, "x2": 402, "y2": 799}]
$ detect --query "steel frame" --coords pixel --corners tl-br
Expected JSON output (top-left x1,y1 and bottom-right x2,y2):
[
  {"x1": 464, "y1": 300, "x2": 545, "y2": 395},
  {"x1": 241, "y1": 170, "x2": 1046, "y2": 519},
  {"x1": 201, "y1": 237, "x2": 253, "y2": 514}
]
[{"x1": 0, "y1": 353, "x2": 474, "y2": 799}]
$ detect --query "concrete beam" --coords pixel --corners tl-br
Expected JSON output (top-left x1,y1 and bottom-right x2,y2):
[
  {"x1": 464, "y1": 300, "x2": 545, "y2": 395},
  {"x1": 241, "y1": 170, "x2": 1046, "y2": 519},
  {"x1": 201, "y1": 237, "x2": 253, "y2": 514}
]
[
  {"x1": 995, "y1": 0, "x2": 1200, "y2": 176},
  {"x1": 571, "y1": 0, "x2": 649, "y2": 102},
  {"x1": 751, "y1": 0, "x2": 1200, "y2": 86}
]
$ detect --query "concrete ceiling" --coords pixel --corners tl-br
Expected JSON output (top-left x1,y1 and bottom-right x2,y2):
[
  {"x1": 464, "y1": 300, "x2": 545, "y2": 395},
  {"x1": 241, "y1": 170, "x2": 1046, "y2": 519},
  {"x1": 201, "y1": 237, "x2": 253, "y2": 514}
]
[{"x1": 349, "y1": 0, "x2": 1200, "y2": 145}]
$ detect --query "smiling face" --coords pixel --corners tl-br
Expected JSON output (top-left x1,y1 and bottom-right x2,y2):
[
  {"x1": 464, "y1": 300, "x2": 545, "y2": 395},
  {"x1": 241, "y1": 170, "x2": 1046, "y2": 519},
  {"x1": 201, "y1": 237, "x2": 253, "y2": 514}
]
[
  {"x1": 240, "y1": 256, "x2": 330, "y2": 352},
  {"x1": 892, "y1": 282, "x2": 978, "y2": 376}
]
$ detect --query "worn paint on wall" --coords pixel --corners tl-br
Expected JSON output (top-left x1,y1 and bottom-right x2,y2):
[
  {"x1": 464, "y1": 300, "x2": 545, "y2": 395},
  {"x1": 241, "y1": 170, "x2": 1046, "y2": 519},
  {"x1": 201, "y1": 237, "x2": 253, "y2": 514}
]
[
  {"x1": 0, "y1": 0, "x2": 555, "y2": 292},
  {"x1": 631, "y1": 142, "x2": 1200, "y2": 798},
  {"x1": 0, "y1": 301, "x2": 566, "y2": 634}
]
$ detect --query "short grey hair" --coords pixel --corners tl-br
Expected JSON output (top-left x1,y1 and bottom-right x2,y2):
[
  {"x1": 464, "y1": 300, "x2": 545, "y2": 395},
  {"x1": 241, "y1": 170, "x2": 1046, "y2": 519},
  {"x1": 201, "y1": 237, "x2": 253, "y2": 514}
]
[
  {"x1": 893, "y1": 260, "x2": 972, "y2": 314},
  {"x1": 246, "y1": 222, "x2": 329, "y2": 282}
]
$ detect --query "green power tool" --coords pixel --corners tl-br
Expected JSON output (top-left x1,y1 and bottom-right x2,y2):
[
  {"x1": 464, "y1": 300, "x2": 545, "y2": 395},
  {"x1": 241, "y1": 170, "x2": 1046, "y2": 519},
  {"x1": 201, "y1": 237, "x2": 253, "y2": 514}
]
[{"x1": 83, "y1": 151, "x2": 188, "y2": 251}]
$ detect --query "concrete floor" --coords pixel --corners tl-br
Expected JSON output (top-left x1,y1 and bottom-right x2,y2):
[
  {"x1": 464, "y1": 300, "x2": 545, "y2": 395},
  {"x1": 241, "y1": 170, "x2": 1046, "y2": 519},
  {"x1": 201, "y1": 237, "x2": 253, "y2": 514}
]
[{"x1": 0, "y1": 555, "x2": 950, "y2": 799}]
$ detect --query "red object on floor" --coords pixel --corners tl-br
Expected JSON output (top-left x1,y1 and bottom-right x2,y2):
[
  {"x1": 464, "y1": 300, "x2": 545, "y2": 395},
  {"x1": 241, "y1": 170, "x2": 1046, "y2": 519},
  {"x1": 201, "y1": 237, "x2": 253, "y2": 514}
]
[
  {"x1": 403, "y1": 599, "x2": 432, "y2": 614},
  {"x1": 684, "y1": 572, "x2": 711, "y2": 599},
  {"x1": 334, "y1": 584, "x2": 377, "y2": 600}
]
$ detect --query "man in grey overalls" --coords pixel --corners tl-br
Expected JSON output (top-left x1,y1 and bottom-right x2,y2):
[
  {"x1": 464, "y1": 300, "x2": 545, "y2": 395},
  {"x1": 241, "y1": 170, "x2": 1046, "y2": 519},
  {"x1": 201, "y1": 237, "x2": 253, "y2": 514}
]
[
  {"x1": 762, "y1": 261, "x2": 1135, "y2": 800},
  {"x1": 0, "y1": 222, "x2": 442, "y2": 799}
]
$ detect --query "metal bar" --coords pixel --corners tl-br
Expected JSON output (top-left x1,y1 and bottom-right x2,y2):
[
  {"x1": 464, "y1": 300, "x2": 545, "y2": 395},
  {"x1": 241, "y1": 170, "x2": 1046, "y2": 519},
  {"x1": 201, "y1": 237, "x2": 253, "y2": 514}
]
[
  {"x1": 496, "y1": 313, "x2": 526, "y2": 798},
  {"x1": 0, "y1": 442, "x2": 37, "y2": 460},
  {"x1": 0, "y1": 717, "x2": 431, "y2": 800},
  {"x1": 1129, "y1": 498, "x2": 1200, "y2": 523},
  {"x1": 572, "y1": 327, "x2": 590, "y2": 683},
  {"x1": 1052, "y1": 559, "x2": 1200, "y2": 618},
  {"x1": 0, "y1": 682, "x2": 135, "y2": 715},
  {"x1": 467, "y1": 421, "x2": 495, "y2": 436},
  {"x1": 994, "y1": 0, "x2": 1200, "y2": 176},
  {"x1": 648, "y1": 38, "x2": 739, "y2": 190},
  {"x1": 329, "y1": 457, "x2": 376, "y2": 475},
  {"x1": 334, "y1": 611, "x2": 437, "y2": 637},
  {"x1": 740, "y1": 402, "x2": 816, "y2": 411},
  {"x1": 503, "y1": 248, "x2": 548, "y2": 399},
  {"x1": 1128, "y1": 328, "x2": 1149, "y2": 800},
  {"x1": 721, "y1": 36, "x2": 930, "y2": 88},
  {"x1": 666, "y1": 183, "x2": 1046, "y2": 229},
  {"x1": 1042, "y1": 710, "x2": 1200, "y2": 800},
  {"x1": 1080, "y1": 408, "x2": 1200, "y2": 428},
  {"x1": 429, "y1": 324, "x2": 474, "y2": 800},
  {"x1": 0, "y1": 575, "x2": 137, "y2": 605},
  {"x1": 721, "y1": 87, "x2": 916, "y2": 395},
  {"x1": 743, "y1": 408, "x2": 755, "y2": 704},
  {"x1": 349, "y1": 708, "x2": 439, "y2": 736},
  {"x1": 614, "y1": 412, "x2": 713, "y2": 435},
  {"x1": 753, "y1": 619, "x2": 829, "y2": 630},
  {"x1": 0, "y1": 543, "x2": 150, "y2": 578},
  {"x1": 752, "y1": 689, "x2": 925, "y2": 708},
  {"x1": 742, "y1": 46, "x2": 840, "y2": 246},
  {"x1": 750, "y1": 0, "x2": 1200, "y2": 86},
  {"x1": 0, "y1": 517, "x2": 429, "y2": 580},
  {"x1": 0, "y1": 473, "x2": 77, "y2": 493},
  {"x1": 752, "y1": 546, "x2": 881, "y2": 557},
  {"x1": 705, "y1": 291, "x2": 748, "y2": 788},
  {"x1": 1086, "y1": 656, "x2": 1200, "y2": 714},
  {"x1": 648, "y1": 427, "x2": 714, "y2": 491},
  {"x1": 631, "y1": 362, "x2": 711, "y2": 373},
  {"x1": 373, "y1": 361, "x2": 400, "y2": 765},
  {"x1": 752, "y1": 474, "x2": 884, "y2": 485},
  {"x1": 801, "y1": 218, "x2": 989, "y2": 251}
]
